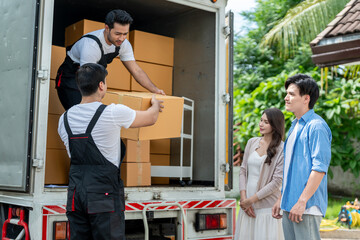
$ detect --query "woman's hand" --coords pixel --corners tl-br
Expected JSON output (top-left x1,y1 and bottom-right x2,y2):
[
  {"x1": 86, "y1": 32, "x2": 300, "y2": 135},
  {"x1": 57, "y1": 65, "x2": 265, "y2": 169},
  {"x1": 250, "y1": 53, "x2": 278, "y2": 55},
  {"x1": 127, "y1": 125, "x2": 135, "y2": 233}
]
[
  {"x1": 244, "y1": 206, "x2": 256, "y2": 218},
  {"x1": 240, "y1": 198, "x2": 253, "y2": 210},
  {"x1": 240, "y1": 193, "x2": 258, "y2": 218},
  {"x1": 240, "y1": 194, "x2": 258, "y2": 209}
]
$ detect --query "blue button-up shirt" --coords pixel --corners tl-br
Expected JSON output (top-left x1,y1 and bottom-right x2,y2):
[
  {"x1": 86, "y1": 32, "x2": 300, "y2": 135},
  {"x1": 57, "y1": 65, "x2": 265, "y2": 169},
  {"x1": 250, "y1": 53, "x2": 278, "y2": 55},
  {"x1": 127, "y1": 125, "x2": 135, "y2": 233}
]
[{"x1": 281, "y1": 109, "x2": 332, "y2": 216}]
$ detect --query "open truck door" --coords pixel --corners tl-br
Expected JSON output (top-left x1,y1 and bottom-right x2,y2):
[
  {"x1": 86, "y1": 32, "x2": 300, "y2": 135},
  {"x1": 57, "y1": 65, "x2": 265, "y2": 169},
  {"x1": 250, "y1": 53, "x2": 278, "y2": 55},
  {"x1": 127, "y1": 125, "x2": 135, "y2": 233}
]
[
  {"x1": 224, "y1": 10, "x2": 234, "y2": 191},
  {"x1": 0, "y1": 0, "x2": 40, "y2": 192}
]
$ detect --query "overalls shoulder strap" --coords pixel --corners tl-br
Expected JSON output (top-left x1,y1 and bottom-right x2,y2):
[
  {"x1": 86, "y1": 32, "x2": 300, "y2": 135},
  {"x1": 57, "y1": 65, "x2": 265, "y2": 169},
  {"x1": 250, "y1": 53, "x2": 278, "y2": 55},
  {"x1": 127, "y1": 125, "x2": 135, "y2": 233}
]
[
  {"x1": 82, "y1": 35, "x2": 105, "y2": 58},
  {"x1": 66, "y1": 34, "x2": 105, "y2": 59},
  {"x1": 82, "y1": 34, "x2": 120, "y2": 62},
  {"x1": 63, "y1": 104, "x2": 107, "y2": 136},
  {"x1": 85, "y1": 104, "x2": 107, "y2": 134},
  {"x1": 63, "y1": 111, "x2": 73, "y2": 136},
  {"x1": 83, "y1": 34, "x2": 120, "y2": 65}
]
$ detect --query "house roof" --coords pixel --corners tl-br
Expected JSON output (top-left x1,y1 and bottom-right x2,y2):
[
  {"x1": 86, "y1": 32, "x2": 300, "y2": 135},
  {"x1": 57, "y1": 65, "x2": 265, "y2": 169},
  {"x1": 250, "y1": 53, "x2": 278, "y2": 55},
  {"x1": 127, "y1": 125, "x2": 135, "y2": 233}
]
[{"x1": 311, "y1": 0, "x2": 360, "y2": 67}]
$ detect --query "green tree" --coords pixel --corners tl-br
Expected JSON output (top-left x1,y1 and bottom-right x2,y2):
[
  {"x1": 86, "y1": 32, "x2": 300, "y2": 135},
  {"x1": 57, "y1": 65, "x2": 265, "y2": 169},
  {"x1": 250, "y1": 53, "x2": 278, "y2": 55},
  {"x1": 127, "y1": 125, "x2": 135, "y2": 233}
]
[
  {"x1": 232, "y1": 0, "x2": 360, "y2": 177},
  {"x1": 261, "y1": 0, "x2": 349, "y2": 58},
  {"x1": 234, "y1": 71, "x2": 360, "y2": 177},
  {"x1": 234, "y1": 0, "x2": 313, "y2": 92}
]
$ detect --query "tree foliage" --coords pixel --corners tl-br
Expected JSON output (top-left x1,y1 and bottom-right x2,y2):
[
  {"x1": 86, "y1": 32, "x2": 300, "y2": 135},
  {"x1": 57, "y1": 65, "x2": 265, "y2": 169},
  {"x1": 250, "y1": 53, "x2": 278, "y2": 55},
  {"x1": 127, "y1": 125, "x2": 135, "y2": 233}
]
[
  {"x1": 234, "y1": 70, "x2": 360, "y2": 177},
  {"x1": 261, "y1": 0, "x2": 349, "y2": 58},
  {"x1": 233, "y1": 0, "x2": 360, "y2": 177}
]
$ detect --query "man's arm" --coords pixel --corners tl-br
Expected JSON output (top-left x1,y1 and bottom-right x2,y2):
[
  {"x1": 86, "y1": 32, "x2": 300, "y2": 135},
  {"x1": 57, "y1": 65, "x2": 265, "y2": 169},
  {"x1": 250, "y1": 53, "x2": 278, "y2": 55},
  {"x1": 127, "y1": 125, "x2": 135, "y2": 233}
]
[
  {"x1": 289, "y1": 170, "x2": 325, "y2": 223},
  {"x1": 122, "y1": 60, "x2": 165, "y2": 95},
  {"x1": 130, "y1": 95, "x2": 164, "y2": 128}
]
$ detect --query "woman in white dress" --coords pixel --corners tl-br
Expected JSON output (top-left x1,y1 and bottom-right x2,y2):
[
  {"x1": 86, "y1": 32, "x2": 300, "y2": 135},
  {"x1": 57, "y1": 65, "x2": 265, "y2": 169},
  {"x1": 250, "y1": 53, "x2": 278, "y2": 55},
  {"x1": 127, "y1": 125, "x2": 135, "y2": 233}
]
[{"x1": 235, "y1": 108, "x2": 285, "y2": 240}]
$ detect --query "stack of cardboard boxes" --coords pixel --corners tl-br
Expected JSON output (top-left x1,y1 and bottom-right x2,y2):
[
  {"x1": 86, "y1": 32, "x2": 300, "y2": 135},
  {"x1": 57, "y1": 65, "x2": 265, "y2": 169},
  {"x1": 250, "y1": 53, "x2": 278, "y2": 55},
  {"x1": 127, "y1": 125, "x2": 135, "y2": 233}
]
[
  {"x1": 129, "y1": 30, "x2": 174, "y2": 95},
  {"x1": 102, "y1": 91, "x2": 183, "y2": 186},
  {"x1": 121, "y1": 139, "x2": 151, "y2": 187},
  {"x1": 45, "y1": 46, "x2": 69, "y2": 185},
  {"x1": 46, "y1": 19, "x2": 181, "y2": 186}
]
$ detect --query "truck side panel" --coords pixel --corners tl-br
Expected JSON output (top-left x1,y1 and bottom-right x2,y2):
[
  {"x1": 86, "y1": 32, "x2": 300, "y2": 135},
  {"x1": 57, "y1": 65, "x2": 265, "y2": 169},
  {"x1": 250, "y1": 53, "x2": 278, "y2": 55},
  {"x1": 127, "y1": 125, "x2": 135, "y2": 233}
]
[{"x1": 0, "y1": 0, "x2": 39, "y2": 192}]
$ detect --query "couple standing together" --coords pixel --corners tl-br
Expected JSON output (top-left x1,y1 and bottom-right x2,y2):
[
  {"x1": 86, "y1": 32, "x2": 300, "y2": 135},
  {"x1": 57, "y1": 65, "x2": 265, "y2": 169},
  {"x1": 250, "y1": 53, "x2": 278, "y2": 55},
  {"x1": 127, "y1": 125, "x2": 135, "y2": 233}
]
[{"x1": 235, "y1": 74, "x2": 332, "y2": 240}]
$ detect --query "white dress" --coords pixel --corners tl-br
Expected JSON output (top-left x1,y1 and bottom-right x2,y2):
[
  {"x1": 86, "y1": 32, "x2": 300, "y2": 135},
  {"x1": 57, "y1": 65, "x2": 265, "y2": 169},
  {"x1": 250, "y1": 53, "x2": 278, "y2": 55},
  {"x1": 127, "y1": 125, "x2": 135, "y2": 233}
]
[{"x1": 234, "y1": 151, "x2": 284, "y2": 240}]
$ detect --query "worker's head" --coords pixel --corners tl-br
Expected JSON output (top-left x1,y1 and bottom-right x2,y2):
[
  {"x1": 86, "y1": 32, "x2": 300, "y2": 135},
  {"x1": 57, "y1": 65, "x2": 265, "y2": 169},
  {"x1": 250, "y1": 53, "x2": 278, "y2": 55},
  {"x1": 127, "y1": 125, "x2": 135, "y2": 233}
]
[
  {"x1": 104, "y1": 10, "x2": 133, "y2": 47},
  {"x1": 284, "y1": 74, "x2": 319, "y2": 116},
  {"x1": 76, "y1": 63, "x2": 108, "y2": 97}
]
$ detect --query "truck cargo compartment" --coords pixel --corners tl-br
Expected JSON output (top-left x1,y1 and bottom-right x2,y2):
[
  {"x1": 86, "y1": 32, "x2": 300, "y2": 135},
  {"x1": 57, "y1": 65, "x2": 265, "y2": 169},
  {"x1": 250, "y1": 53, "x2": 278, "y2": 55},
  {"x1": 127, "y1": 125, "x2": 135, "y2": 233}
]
[{"x1": 47, "y1": 0, "x2": 217, "y2": 188}]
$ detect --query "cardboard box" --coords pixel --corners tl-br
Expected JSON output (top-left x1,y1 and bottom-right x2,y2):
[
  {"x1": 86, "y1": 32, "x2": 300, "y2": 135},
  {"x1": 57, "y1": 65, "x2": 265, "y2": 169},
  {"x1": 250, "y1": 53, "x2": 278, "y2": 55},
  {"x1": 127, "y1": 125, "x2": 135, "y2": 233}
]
[
  {"x1": 106, "y1": 60, "x2": 131, "y2": 91},
  {"x1": 150, "y1": 154, "x2": 170, "y2": 185},
  {"x1": 120, "y1": 162, "x2": 151, "y2": 187},
  {"x1": 150, "y1": 139, "x2": 170, "y2": 155},
  {"x1": 48, "y1": 80, "x2": 65, "y2": 115},
  {"x1": 130, "y1": 30, "x2": 174, "y2": 66},
  {"x1": 51, "y1": 45, "x2": 66, "y2": 79},
  {"x1": 123, "y1": 139, "x2": 150, "y2": 163},
  {"x1": 131, "y1": 61, "x2": 173, "y2": 95},
  {"x1": 45, "y1": 149, "x2": 70, "y2": 185},
  {"x1": 102, "y1": 91, "x2": 184, "y2": 140},
  {"x1": 65, "y1": 19, "x2": 104, "y2": 47},
  {"x1": 47, "y1": 114, "x2": 65, "y2": 150}
]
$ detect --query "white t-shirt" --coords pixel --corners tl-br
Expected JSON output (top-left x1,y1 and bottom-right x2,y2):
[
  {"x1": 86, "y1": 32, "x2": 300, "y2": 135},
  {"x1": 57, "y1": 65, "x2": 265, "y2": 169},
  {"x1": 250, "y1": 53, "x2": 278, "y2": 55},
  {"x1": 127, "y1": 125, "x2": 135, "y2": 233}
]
[
  {"x1": 282, "y1": 121, "x2": 298, "y2": 195},
  {"x1": 58, "y1": 102, "x2": 136, "y2": 167},
  {"x1": 282, "y1": 120, "x2": 322, "y2": 216},
  {"x1": 67, "y1": 29, "x2": 135, "y2": 66}
]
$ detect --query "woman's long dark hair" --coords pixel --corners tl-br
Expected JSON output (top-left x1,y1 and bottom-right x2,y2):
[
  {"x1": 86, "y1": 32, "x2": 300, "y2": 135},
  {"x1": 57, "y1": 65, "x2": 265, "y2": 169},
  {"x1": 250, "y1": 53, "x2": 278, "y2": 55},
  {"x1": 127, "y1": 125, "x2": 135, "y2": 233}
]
[{"x1": 263, "y1": 108, "x2": 285, "y2": 165}]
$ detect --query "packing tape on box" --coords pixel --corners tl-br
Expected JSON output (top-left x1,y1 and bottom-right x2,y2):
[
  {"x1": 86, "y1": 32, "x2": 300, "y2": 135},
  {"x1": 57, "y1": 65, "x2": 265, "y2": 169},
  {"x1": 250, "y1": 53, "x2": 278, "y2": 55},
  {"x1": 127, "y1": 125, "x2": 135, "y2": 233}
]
[
  {"x1": 136, "y1": 141, "x2": 141, "y2": 162},
  {"x1": 137, "y1": 163, "x2": 142, "y2": 185}
]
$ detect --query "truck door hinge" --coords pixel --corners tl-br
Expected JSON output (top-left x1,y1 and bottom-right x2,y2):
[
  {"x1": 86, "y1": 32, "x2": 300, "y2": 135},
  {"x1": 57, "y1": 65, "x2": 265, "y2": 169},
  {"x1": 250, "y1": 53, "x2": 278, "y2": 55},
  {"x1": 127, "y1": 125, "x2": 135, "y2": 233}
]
[
  {"x1": 220, "y1": 163, "x2": 230, "y2": 173},
  {"x1": 222, "y1": 93, "x2": 231, "y2": 104},
  {"x1": 32, "y1": 158, "x2": 44, "y2": 169},
  {"x1": 222, "y1": 26, "x2": 231, "y2": 38},
  {"x1": 37, "y1": 69, "x2": 49, "y2": 83}
]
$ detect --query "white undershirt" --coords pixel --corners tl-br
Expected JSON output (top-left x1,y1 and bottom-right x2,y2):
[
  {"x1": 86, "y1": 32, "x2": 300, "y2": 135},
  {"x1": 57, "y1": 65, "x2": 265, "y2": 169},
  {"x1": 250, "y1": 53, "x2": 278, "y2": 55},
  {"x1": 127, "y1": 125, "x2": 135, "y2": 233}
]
[
  {"x1": 282, "y1": 121, "x2": 298, "y2": 195},
  {"x1": 58, "y1": 102, "x2": 136, "y2": 167},
  {"x1": 282, "y1": 121, "x2": 322, "y2": 216},
  {"x1": 67, "y1": 29, "x2": 135, "y2": 66}
]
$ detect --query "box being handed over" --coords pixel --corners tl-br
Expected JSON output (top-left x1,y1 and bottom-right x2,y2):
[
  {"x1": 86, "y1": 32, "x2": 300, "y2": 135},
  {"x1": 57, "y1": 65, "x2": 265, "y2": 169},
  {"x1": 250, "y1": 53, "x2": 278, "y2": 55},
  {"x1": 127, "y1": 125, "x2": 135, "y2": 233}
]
[{"x1": 102, "y1": 91, "x2": 184, "y2": 140}]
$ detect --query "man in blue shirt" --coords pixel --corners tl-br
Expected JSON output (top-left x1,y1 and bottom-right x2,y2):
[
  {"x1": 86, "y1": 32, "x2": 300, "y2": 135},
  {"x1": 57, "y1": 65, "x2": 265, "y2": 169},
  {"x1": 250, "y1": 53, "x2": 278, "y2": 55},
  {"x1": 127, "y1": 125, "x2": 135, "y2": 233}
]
[{"x1": 272, "y1": 74, "x2": 332, "y2": 240}]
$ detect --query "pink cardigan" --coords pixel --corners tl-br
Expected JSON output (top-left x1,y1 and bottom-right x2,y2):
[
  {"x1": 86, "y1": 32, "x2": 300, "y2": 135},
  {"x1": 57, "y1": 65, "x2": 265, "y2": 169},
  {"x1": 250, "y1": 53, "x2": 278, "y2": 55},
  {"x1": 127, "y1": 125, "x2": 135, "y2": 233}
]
[{"x1": 239, "y1": 137, "x2": 284, "y2": 209}]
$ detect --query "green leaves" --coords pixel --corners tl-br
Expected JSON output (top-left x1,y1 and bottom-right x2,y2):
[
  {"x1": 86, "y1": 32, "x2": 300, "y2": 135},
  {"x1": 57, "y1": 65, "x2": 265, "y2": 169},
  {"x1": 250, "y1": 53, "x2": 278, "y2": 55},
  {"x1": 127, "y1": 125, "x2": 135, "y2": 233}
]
[
  {"x1": 232, "y1": 0, "x2": 360, "y2": 178},
  {"x1": 233, "y1": 72, "x2": 360, "y2": 178},
  {"x1": 261, "y1": 0, "x2": 349, "y2": 59}
]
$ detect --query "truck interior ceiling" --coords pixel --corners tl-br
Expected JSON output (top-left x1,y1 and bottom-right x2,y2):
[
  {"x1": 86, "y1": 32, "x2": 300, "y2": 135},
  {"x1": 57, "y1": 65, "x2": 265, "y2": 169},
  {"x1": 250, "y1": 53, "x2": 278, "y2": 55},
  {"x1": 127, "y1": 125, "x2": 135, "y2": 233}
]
[{"x1": 52, "y1": 0, "x2": 216, "y2": 186}]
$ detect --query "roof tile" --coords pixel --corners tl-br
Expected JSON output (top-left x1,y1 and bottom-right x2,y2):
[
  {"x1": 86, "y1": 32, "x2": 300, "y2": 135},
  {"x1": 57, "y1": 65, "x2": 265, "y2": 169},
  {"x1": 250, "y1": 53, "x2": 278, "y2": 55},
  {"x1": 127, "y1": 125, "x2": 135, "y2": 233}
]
[
  {"x1": 323, "y1": 0, "x2": 360, "y2": 38},
  {"x1": 328, "y1": 24, "x2": 345, "y2": 37},
  {"x1": 328, "y1": 16, "x2": 344, "y2": 26},
  {"x1": 340, "y1": 12, "x2": 354, "y2": 23},
  {"x1": 346, "y1": 20, "x2": 360, "y2": 33}
]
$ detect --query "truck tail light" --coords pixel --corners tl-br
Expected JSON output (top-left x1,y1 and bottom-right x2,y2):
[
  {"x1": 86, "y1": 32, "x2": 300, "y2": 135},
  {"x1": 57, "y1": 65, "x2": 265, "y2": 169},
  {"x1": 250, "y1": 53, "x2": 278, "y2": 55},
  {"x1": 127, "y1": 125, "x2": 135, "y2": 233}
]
[
  {"x1": 195, "y1": 213, "x2": 227, "y2": 231},
  {"x1": 53, "y1": 221, "x2": 69, "y2": 240},
  {"x1": 11, "y1": 207, "x2": 22, "y2": 217}
]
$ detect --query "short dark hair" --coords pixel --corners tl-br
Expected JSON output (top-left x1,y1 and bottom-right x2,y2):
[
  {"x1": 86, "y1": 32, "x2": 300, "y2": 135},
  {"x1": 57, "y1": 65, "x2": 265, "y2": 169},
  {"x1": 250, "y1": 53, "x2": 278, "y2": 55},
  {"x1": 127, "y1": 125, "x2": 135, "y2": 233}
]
[
  {"x1": 285, "y1": 74, "x2": 319, "y2": 109},
  {"x1": 76, "y1": 63, "x2": 108, "y2": 96},
  {"x1": 105, "y1": 9, "x2": 133, "y2": 29}
]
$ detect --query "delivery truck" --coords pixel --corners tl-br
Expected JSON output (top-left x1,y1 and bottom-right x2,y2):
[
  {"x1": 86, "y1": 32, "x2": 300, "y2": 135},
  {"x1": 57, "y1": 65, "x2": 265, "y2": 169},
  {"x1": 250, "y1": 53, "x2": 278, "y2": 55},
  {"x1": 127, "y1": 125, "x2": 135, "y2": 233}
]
[{"x1": 0, "y1": 0, "x2": 235, "y2": 239}]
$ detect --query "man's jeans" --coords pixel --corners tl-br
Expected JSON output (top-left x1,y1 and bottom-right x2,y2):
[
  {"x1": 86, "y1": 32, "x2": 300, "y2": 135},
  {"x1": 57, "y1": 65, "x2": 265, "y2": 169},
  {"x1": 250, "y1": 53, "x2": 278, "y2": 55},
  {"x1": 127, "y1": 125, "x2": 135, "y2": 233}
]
[{"x1": 282, "y1": 211, "x2": 322, "y2": 240}]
